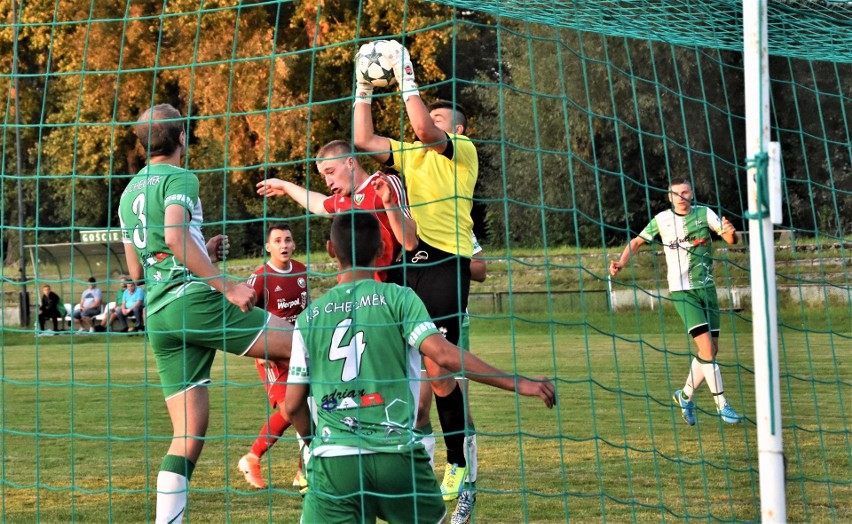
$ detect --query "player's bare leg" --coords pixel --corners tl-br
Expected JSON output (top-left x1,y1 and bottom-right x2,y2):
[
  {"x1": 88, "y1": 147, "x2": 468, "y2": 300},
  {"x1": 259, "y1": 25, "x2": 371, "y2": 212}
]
[
  {"x1": 157, "y1": 387, "x2": 209, "y2": 524},
  {"x1": 243, "y1": 316, "x2": 293, "y2": 361},
  {"x1": 676, "y1": 331, "x2": 740, "y2": 424},
  {"x1": 424, "y1": 356, "x2": 474, "y2": 501}
]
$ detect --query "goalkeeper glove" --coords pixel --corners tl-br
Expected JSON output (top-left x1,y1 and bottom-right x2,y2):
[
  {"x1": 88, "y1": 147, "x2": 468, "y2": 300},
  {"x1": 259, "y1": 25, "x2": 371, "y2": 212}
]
[
  {"x1": 387, "y1": 41, "x2": 419, "y2": 101},
  {"x1": 354, "y1": 43, "x2": 375, "y2": 105}
]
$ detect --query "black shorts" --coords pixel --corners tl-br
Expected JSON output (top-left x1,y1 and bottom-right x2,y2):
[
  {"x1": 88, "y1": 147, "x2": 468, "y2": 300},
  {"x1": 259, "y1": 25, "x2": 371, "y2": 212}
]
[{"x1": 399, "y1": 241, "x2": 471, "y2": 346}]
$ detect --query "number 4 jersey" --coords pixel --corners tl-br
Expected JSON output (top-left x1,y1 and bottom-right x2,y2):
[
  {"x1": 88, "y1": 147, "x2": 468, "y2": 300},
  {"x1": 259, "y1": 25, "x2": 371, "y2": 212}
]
[
  {"x1": 289, "y1": 279, "x2": 440, "y2": 457},
  {"x1": 118, "y1": 163, "x2": 209, "y2": 316}
]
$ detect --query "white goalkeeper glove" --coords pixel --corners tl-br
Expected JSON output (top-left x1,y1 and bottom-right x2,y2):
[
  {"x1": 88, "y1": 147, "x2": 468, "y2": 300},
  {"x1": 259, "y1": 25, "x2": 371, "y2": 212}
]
[
  {"x1": 387, "y1": 41, "x2": 419, "y2": 101},
  {"x1": 354, "y1": 43, "x2": 375, "y2": 105}
]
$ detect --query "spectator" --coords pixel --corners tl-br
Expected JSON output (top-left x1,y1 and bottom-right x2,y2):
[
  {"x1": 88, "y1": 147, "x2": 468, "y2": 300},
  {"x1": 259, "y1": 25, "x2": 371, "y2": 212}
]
[
  {"x1": 73, "y1": 277, "x2": 103, "y2": 333},
  {"x1": 114, "y1": 281, "x2": 146, "y2": 332},
  {"x1": 38, "y1": 285, "x2": 64, "y2": 332},
  {"x1": 99, "y1": 276, "x2": 129, "y2": 332}
]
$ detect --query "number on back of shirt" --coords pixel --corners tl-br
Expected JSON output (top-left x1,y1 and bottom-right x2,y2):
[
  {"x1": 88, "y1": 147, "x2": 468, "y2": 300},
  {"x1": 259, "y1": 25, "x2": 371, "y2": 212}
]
[
  {"x1": 328, "y1": 319, "x2": 366, "y2": 382},
  {"x1": 131, "y1": 193, "x2": 147, "y2": 249}
]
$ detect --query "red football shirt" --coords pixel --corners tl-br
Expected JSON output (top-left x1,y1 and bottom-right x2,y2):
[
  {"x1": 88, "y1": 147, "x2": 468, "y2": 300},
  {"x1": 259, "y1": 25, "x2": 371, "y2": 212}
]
[
  {"x1": 322, "y1": 172, "x2": 411, "y2": 282},
  {"x1": 246, "y1": 260, "x2": 308, "y2": 323}
]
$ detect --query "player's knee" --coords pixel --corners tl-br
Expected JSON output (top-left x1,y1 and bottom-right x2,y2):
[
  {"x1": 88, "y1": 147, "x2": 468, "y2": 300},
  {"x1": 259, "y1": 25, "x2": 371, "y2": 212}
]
[{"x1": 429, "y1": 376, "x2": 457, "y2": 397}]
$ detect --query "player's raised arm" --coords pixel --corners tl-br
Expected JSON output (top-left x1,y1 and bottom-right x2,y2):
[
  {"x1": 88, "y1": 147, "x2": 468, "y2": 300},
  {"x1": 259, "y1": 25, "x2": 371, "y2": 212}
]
[
  {"x1": 419, "y1": 333, "x2": 556, "y2": 409},
  {"x1": 387, "y1": 41, "x2": 449, "y2": 153},
  {"x1": 372, "y1": 172, "x2": 418, "y2": 251},
  {"x1": 609, "y1": 236, "x2": 647, "y2": 277},
  {"x1": 256, "y1": 178, "x2": 328, "y2": 215},
  {"x1": 353, "y1": 100, "x2": 393, "y2": 165}
]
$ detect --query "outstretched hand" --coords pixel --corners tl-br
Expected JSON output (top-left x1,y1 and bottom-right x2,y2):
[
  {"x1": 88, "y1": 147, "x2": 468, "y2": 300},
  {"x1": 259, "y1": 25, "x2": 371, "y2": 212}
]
[
  {"x1": 517, "y1": 376, "x2": 557, "y2": 409},
  {"x1": 256, "y1": 178, "x2": 289, "y2": 197}
]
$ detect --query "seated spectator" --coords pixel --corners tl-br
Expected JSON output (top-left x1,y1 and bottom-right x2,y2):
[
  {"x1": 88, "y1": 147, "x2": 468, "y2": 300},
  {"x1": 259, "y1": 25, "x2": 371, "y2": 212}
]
[
  {"x1": 73, "y1": 277, "x2": 103, "y2": 333},
  {"x1": 99, "y1": 276, "x2": 129, "y2": 332},
  {"x1": 38, "y1": 285, "x2": 64, "y2": 332},
  {"x1": 114, "y1": 280, "x2": 145, "y2": 332}
]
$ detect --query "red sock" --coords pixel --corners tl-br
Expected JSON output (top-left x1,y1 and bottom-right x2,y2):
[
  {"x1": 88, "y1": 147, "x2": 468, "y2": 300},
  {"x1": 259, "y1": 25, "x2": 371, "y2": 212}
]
[{"x1": 250, "y1": 411, "x2": 291, "y2": 458}]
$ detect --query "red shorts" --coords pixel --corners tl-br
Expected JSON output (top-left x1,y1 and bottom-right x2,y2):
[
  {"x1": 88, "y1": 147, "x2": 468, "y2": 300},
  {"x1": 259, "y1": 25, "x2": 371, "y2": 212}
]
[{"x1": 254, "y1": 358, "x2": 289, "y2": 408}]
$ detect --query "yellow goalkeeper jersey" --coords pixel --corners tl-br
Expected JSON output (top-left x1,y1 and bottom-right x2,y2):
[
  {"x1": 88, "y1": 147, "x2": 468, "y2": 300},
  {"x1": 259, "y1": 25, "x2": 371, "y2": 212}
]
[{"x1": 387, "y1": 134, "x2": 478, "y2": 257}]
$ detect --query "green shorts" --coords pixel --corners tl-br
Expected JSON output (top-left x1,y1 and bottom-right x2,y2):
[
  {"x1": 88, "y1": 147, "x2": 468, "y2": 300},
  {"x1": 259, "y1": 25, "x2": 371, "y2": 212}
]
[
  {"x1": 671, "y1": 288, "x2": 720, "y2": 335},
  {"x1": 147, "y1": 288, "x2": 270, "y2": 399},
  {"x1": 459, "y1": 314, "x2": 471, "y2": 351},
  {"x1": 302, "y1": 451, "x2": 445, "y2": 524}
]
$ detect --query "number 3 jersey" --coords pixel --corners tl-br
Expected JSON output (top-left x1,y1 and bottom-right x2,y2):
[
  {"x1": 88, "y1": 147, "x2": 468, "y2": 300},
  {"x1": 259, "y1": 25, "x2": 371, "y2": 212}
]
[
  {"x1": 118, "y1": 164, "x2": 208, "y2": 316},
  {"x1": 638, "y1": 206, "x2": 726, "y2": 292},
  {"x1": 288, "y1": 279, "x2": 440, "y2": 457}
]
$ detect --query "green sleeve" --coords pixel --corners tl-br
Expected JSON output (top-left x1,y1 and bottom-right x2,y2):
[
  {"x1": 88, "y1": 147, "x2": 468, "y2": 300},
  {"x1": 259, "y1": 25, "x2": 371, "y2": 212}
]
[{"x1": 638, "y1": 218, "x2": 658, "y2": 242}]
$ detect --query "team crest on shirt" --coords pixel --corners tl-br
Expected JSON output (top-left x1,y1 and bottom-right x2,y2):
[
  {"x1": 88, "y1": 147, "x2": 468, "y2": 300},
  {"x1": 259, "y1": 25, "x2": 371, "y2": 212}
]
[
  {"x1": 354, "y1": 193, "x2": 365, "y2": 205},
  {"x1": 298, "y1": 277, "x2": 306, "y2": 288}
]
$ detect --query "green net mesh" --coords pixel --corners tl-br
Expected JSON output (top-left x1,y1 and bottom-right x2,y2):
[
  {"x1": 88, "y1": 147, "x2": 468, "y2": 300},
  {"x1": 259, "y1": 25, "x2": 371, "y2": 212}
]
[{"x1": 1, "y1": 0, "x2": 850, "y2": 521}]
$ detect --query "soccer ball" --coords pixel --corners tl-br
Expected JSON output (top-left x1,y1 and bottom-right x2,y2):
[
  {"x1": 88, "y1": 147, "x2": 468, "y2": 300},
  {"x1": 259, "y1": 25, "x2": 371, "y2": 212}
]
[{"x1": 357, "y1": 40, "x2": 396, "y2": 88}]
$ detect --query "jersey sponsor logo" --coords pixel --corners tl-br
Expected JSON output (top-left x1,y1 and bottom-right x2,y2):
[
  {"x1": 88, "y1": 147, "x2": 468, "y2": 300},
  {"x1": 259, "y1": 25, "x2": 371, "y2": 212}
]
[
  {"x1": 341, "y1": 416, "x2": 361, "y2": 431},
  {"x1": 339, "y1": 416, "x2": 376, "y2": 435},
  {"x1": 277, "y1": 296, "x2": 303, "y2": 310},
  {"x1": 334, "y1": 397, "x2": 358, "y2": 410},
  {"x1": 321, "y1": 387, "x2": 367, "y2": 404},
  {"x1": 274, "y1": 285, "x2": 283, "y2": 292},
  {"x1": 354, "y1": 193, "x2": 365, "y2": 205},
  {"x1": 320, "y1": 391, "x2": 385, "y2": 411},
  {"x1": 410, "y1": 251, "x2": 429, "y2": 263},
  {"x1": 360, "y1": 392, "x2": 384, "y2": 407},
  {"x1": 667, "y1": 236, "x2": 698, "y2": 249}
]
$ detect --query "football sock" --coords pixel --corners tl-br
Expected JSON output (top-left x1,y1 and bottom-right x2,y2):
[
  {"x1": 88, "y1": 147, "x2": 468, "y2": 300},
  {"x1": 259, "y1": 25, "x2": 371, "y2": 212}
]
[
  {"x1": 682, "y1": 358, "x2": 706, "y2": 400},
  {"x1": 435, "y1": 384, "x2": 467, "y2": 467},
  {"x1": 700, "y1": 360, "x2": 728, "y2": 409},
  {"x1": 250, "y1": 411, "x2": 291, "y2": 458},
  {"x1": 418, "y1": 422, "x2": 436, "y2": 469},
  {"x1": 464, "y1": 434, "x2": 478, "y2": 484},
  {"x1": 156, "y1": 455, "x2": 195, "y2": 524}
]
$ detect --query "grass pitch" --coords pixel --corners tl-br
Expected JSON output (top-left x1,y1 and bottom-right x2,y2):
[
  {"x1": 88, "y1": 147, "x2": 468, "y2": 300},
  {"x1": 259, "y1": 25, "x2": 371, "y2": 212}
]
[{"x1": 1, "y1": 306, "x2": 849, "y2": 522}]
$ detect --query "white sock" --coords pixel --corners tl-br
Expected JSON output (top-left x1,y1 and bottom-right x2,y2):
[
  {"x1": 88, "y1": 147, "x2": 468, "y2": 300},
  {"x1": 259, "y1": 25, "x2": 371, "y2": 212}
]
[
  {"x1": 422, "y1": 432, "x2": 436, "y2": 470},
  {"x1": 464, "y1": 434, "x2": 477, "y2": 483},
  {"x1": 700, "y1": 361, "x2": 728, "y2": 409},
  {"x1": 682, "y1": 358, "x2": 705, "y2": 400},
  {"x1": 156, "y1": 471, "x2": 187, "y2": 524}
]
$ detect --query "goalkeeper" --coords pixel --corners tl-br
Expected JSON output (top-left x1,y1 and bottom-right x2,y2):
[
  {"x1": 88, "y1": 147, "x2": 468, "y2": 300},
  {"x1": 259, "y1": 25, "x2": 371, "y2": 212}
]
[{"x1": 353, "y1": 40, "x2": 480, "y2": 510}]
